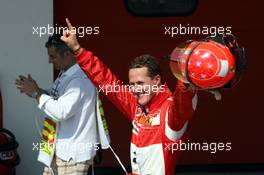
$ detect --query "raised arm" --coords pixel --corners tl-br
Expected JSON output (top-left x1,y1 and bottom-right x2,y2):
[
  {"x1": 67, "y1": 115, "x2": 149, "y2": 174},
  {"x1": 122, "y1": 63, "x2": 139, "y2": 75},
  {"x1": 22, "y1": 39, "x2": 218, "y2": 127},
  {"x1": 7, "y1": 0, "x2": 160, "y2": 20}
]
[
  {"x1": 171, "y1": 81, "x2": 197, "y2": 131},
  {"x1": 61, "y1": 18, "x2": 136, "y2": 120}
]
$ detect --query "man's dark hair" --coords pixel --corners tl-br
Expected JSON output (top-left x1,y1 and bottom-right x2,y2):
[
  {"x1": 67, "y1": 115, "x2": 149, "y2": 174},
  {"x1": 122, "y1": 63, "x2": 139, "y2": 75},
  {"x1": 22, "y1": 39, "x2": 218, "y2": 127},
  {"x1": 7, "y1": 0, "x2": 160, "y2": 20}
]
[
  {"x1": 45, "y1": 34, "x2": 73, "y2": 56},
  {"x1": 129, "y1": 54, "x2": 161, "y2": 79}
]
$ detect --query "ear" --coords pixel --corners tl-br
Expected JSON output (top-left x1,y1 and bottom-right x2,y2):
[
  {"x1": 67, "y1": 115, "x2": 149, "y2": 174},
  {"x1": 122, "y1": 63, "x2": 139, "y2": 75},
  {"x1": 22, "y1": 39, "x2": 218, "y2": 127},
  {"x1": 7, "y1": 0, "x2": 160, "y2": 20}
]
[
  {"x1": 63, "y1": 50, "x2": 74, "y2": 59},
  {"x1": 63, "y1": 50, "x2": 71, "y2": 57},
  {"x1": 153, "y1": 74, "x2": 161, "y2": 85}
]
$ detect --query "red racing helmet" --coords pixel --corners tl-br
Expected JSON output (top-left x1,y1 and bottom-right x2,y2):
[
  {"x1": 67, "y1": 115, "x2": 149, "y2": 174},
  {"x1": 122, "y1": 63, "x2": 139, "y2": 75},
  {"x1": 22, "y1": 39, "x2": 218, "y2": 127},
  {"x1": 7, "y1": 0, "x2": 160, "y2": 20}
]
[{"x1": 169, "y1": 35, "x2": 246, "y2": 89}]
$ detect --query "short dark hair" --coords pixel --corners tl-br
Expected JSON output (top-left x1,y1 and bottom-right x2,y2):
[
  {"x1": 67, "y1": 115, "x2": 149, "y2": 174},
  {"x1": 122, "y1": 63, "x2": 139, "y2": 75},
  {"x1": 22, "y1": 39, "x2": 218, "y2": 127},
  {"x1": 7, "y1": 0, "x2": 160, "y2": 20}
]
[
  {"x1": 45, "y1": 34, "x2": 73, "y2": 56},
  {"x1": 129, "y1": 54, "x2": 161, "y2": 78}
]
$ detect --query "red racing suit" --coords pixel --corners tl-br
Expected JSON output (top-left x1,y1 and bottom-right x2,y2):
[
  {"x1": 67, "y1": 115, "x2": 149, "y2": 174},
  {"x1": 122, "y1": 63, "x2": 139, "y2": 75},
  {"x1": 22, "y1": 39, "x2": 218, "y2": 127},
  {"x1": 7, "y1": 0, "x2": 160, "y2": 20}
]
[{"x1": 76, "y1": 49, "x2": 198, "y2": 175}]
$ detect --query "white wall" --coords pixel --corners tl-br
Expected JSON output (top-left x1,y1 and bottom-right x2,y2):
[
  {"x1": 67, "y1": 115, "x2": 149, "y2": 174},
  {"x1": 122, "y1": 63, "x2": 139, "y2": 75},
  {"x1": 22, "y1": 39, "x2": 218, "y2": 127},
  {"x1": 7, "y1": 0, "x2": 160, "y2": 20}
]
[{"x1": 0, "y1": 0, "x2": 53, "y2": 174}]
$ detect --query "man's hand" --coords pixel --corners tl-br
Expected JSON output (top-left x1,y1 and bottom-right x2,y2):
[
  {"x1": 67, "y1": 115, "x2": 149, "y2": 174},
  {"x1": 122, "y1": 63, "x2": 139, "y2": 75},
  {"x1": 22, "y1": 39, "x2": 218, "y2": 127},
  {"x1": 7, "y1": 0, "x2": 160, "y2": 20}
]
[
  {"x1": 15, "y1": 74, "x2": 40, "y2": 98},
  {"x1": 60, "y1": 18, "x2": 81, "y2": 53}
]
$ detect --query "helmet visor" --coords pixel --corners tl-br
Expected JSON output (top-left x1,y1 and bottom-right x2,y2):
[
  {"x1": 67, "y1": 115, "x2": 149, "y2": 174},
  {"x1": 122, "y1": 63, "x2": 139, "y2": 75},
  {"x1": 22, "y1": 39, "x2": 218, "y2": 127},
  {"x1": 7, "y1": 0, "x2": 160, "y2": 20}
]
[{"x1": 169, "y1": 40, "x2": 193, "y2": 83}]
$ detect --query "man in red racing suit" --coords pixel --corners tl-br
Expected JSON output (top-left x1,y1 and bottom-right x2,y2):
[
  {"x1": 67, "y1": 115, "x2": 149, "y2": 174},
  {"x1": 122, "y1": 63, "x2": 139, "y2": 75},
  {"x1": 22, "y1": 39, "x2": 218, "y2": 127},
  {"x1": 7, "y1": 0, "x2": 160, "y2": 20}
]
[{"x1": 61, "y1": 18, "x2": 198, "y2": 175}]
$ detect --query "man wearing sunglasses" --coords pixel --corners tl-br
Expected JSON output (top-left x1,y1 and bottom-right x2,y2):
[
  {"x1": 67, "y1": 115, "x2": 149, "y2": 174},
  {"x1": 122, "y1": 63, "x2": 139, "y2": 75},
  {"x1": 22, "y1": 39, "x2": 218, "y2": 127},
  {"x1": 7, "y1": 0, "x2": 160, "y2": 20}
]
[{"x1": 15, "y1": 34, "x2": 100, "y2": 175}]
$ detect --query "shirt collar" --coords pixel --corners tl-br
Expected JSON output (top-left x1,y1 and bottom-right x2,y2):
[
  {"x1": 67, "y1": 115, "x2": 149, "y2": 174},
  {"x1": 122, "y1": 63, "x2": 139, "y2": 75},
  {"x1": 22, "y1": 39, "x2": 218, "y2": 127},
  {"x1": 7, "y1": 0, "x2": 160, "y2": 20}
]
[{"x1": 60, "y1": 64, "x2": 79, "y2": 78}]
